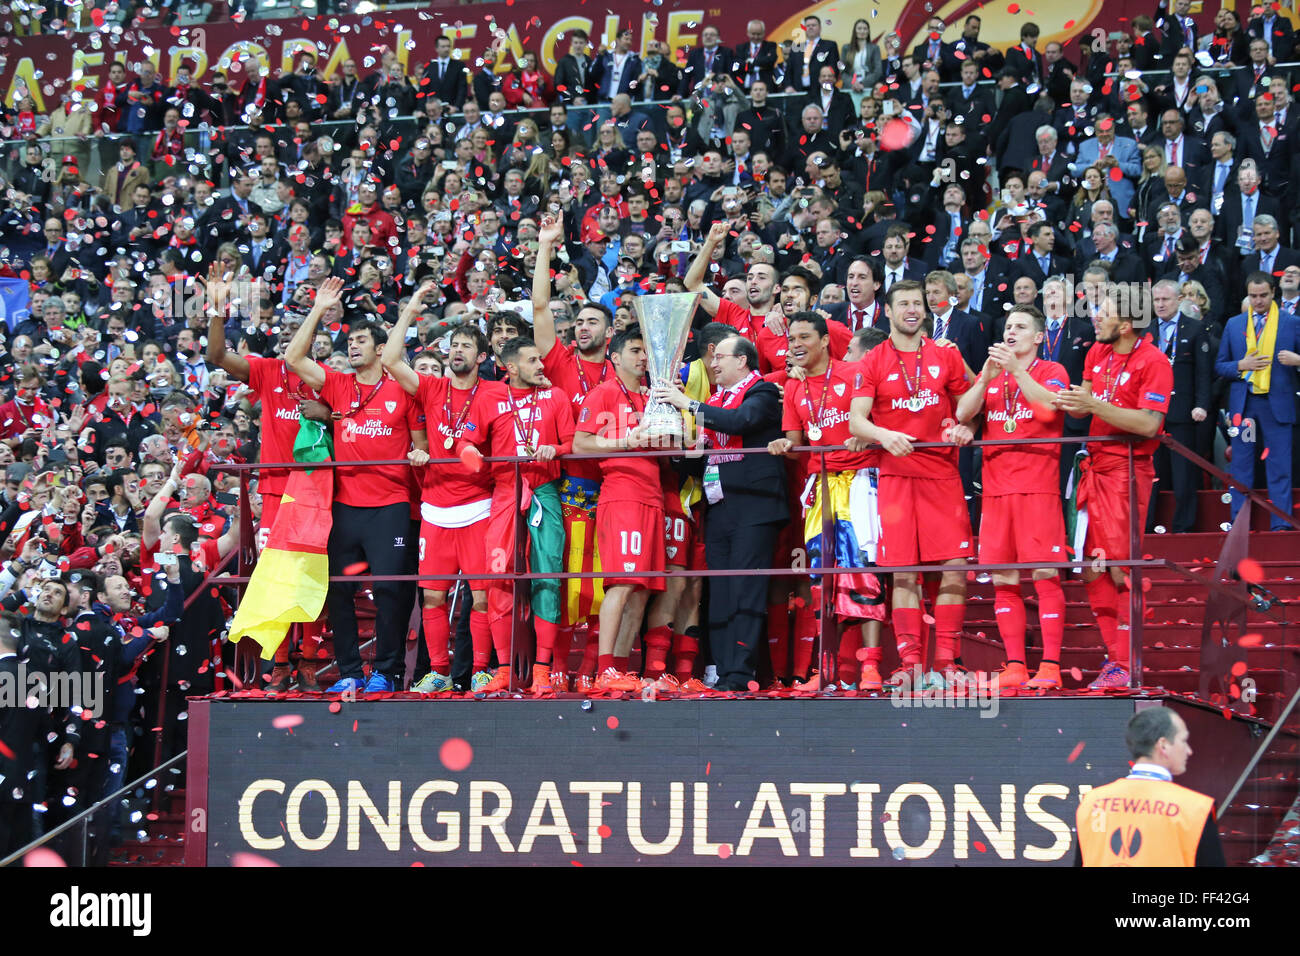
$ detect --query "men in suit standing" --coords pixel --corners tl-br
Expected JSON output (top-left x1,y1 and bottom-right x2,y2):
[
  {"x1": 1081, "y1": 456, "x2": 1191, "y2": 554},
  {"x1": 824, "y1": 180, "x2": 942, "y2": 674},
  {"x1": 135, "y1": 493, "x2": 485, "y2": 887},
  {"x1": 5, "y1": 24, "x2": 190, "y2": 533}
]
[
  {"x1": 1039, "y1": 277, "x2": 1096, "y2": 493},
  {"x1": 1215, "y1": 161, "x2": 1283, "y2": 273},
  {"x1": 961, "y1": 237, "x2": 1015, "y2": 319},
  {"x1": 421, "y1": 35, "x2": 468, "y2": 110},
  {"x1": 784, "y1": 14, "x2": 839, "y2": 93},
  {"x1": 1161, "y1": 0, "x2": 1199, "y2": 61},
  {"x1": 801, "y1": 65, "x2": 856, "y2": 135},
  {"x1": 1155, "y1": 109, "x2": 1209, "y2": 179},
  {"x1": 1243, "y1": 215, "x2": 1300, "y2": 286},
  {"x1": 681, "y1": 24, "x2": 728, "y2": 97},
  {"x1": 1147, "y1": 279, "x2": 1214, "y2": 532},
  {"x1": 911, "y1": 15, "x2": 950, "y2": 76},
  {"x1": 652, "y1": 335, "x2": 787, "y2": 691},
  {"x1": 0, "y1": 614, "x2": 39, "y2": 856},
  {"x1": 881, "y1": 227, "x2": 927, "y2": 293},
  {"x1": 945, "y1": 59, "x2": 995, "y2": 128},
  {"x1": 1163, "y1": 232, "x2": 1228, "y2": 329},
  {"x1": 554, "y1": 29, "x2": 595, "y2": 104},
  {"x1": 592, "y1": 28, "x2": 642, "y2": 102},
  {"x1": 1236, "y1": 79, "x2": 1294, "y2": 200},
  {"x1": 1017, "y1": 221, "x2": 1072, "y2": 286},
  {"x1": 1215, "y1": 271, "x2": 1300, "y2": 528},
  {"x1": 1185, "y1": 79, "x2": 1232, "y2": 144},
  {"x1": 1204, "y1": 130, "x2": 1238, "y2": 213},
  {"x1": 1004, "y1": 21, "x2": 1046, "y2": 84},
  {"x1": 1070, "y1": 115, "x2": 1143, "y2": 218},
  {"x1": 925, "y1": 270, "x2": 989, "y2": 376},
  {"x1": 731, "y1": 20, "x2": 778, "y2": 91},
  {"x1": 1028, "y1": 125, "x2": 1072, "y2": 199},
  {"x1": 1249, "y1": 6, "x2": 1295, "y2": 62},
  {"x1": 825, "y1": 257, "x2": 885, "y2": 332},
  {"x1": 1087, "y1": 224, "x2": 1148, "y2": 286}
]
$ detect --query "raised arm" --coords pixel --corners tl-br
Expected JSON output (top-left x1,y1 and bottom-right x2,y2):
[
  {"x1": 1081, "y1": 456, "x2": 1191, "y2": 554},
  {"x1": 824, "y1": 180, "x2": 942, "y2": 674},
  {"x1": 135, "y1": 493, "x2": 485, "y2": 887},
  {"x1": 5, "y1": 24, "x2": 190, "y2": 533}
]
[
  {"x1": 285, "y1": 276, "x2": 345, "y2": 393},
  {"x1": 204, "y1": 263, "x2": 252, "y2": 382},
  {"x1": 532, "y1": 213, "x2": 565, "y2": 357},
  {"x1": 684, "y1": 220, "x2": 728, "y2": 316},
  {"x1": 381, "y1": 280, "x2": 436, "y2": 395}
]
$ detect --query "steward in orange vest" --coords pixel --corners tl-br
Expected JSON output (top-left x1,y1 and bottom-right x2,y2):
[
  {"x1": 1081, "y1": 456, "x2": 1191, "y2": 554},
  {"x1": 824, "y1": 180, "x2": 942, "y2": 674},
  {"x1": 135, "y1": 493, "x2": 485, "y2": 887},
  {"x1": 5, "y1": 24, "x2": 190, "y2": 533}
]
[{"x1": 1075, "y1": 708, "x2": 1225, "y2": 866}]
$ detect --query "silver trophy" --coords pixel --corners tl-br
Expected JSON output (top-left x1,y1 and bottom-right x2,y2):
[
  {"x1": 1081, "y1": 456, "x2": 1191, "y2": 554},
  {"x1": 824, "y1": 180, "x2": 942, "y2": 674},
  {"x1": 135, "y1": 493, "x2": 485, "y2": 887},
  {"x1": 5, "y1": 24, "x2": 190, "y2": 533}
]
[{"x1": 633, "y1": 292, "x2": 700, "y2": 444}]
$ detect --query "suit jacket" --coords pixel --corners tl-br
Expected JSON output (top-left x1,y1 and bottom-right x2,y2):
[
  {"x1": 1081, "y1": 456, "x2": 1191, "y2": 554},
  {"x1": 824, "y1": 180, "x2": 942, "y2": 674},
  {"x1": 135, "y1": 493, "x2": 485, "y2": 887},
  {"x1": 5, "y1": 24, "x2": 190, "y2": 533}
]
[
  {"x1": 1235, "y1": 62, "x2": 1274, "y2": 104},
  {"x1": 1144, "y1": 185, "x2": 1208, "y2": 226},
  {"x1": 1235, "y1": 118, "x2": 1294, "y2": 198},
  {"x1": 930, "y1": 308, "x2": 989, "y2": 376},
  {"x1": 945, "y1": 83, "x2": 996, "y2": 127},
  {"x1": 1069, "y1": 136, "x2": 1142, "y2": 214},
  {"x1": 965, "y1": 260, "x2": 1014, "y2": 318},
  {"x1": 0, "y1": 655, "x2": 40, "y2": 807},
  {"x1": 592, "y1": 49, "x2": 642, "y2": 101},
  {"x1": 989, "y1": 84, "x2": 1033, "y2": 153},
  {"x1": 1147, "y1": 315, "x2": 1214, "y2": 422},
  {"x1": 1053, "y1": 102, "x2": 1102, "y2": 151},
  {"x1": 100, "y1": 158, "x2": 151, "y2": 209},
  {"x1": 1215, "y1": 307, "x2": 1300, "y2": 423},
  {"x1": 1162, "y1": 14, "x2": 1200, "y2": 61},
  {"x1": 1159, "y1": 261, "x2": 1228, "y2": 328},
  {"x1": 782, "y1": 39, "x2": 839, "y2": 92},
  {"x1": 1243, "y1": 245, "x2": 1300, "y2": 285},
  {"x1": 1083, "y1": 249, "x2": 1147, "y2": 286},
  {"x1": 998, "y1": 110, "x2": 1051, "y2": 175},
  {"x1": 1003, "y1": 43, "x2": 1045, "y2": 84},
  {"x1": 420, "y1": 58, "x2": 469, "y2": 109},
  {"x1": 799, "y1": 89, "x2": 855, "y2": 136},
  {"x1": 729, "y1": 41, "x2": 779, "y2": 90},
  {"x1": 1015, "y1": 249, "x2": 1072, "y2": 285},
  {"x1": 1214, "y1": 187, "x2": 1285, "y2": 254},
  {"x1": 912, "y1": 38, "x2": 952, "y2": 74},
  {"x1": 1153, "y1": 133, "x2": 1210, "y2": 176},
  {"x1": 1248, "y1": 15, "x2": 1296, "y2": 62},
  {"x1": 1038, "y1": 314, "x2": 1096, "y2": 429},
  {"x1": 679, "y1": 46, "x2": 729, "y2": 97},
  {"x1": 824, "y1": 300, "x2": 885, "y2": 333},
  {"x1": 687, "y1": 380, "x2": 789, "y2": 524},
  {"x1": 553, "y1": 54, "x2": 595, "y2": 103},
  {"x1": 880, "y1": 257, "x2": 927, "y2": 290}
]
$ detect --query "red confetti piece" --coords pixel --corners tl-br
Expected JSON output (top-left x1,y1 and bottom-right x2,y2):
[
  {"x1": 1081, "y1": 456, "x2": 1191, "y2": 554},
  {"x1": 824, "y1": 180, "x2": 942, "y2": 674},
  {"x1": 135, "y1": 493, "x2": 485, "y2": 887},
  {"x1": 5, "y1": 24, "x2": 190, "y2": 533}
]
[
  {"x1": 343, "y1": 561, "x2": 369, "y2": 576},
  {"x1": 272, "y1": 714, "x2": 303, "y2": 730},
  {"x1": 232, "y1": 852, "x2": 280, "y2": 867},
  {"x1": 23, "y1": 848, "x2": 66, "y2": 867},
  {"x1": 597, "y1": 824, "x2": 612, "y2": 838},
  {"x1": 1237, "y1": 558, "x2": 1264, "y2": 583},
  {"x1": 1007, "y1": 2, "x2": 1020, "y2": 11},
  {"x1": 606, "y1": 716, "x2": 619, "y2": 730},
  {"x1": 328, "y1": 701, "x2": 342, "y2": 714},
  {"x1": 974, "y1": 840, "x2": 987, "y2": 853},
  {"x1": 1231, "y1": 661, "x2": 1248, "y2": 677},
  {"x1": 705, "y1": 761, "x2": 711, "y2": 775},
  {"x1": 1109, "y1": 166, "x2": 1124, "y2": 182},
  {"x1": 1067, "y1": 741, "x2": 1086, "y2": 763},
  {"x1": 1238, "y1": 633, "x2": 1264, "y2": 648},
  {"x1": 440, "y1": 737, "x2": 473, "y2": 771},
  {"x1": 717, "y1": 843, "x2": 732, "y2": 859}
]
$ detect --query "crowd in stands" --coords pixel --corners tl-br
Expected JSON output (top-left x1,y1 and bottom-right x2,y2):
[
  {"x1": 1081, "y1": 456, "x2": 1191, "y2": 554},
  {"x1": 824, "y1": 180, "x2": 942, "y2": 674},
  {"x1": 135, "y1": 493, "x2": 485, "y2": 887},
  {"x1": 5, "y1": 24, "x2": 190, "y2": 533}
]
[{"x1": 2, "y1": 3, "x2": 1300, "y2": 860}]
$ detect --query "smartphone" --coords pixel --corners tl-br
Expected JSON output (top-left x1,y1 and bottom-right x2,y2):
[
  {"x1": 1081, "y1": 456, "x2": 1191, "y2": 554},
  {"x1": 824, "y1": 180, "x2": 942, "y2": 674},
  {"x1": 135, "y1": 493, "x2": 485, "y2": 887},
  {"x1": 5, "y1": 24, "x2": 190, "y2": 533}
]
[
  {"x1": 442, "y1": 160, "x2": 458, "y2": 170},
  {"x1": 671, "y1": 240, "x2": 690, "y2": 253},
  {"x1": 155, "y1": 551, "x2": 179, "y2": 567},
  {"x1": 882, "y1": 100, "x2": 897, "y2": 117}
]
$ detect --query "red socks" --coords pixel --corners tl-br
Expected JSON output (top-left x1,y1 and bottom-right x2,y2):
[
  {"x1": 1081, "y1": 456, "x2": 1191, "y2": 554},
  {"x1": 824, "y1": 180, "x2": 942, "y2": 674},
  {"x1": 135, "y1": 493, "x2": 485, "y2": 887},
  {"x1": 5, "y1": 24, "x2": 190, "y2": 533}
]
[
  {"x1": 535, "y1": 619, "x2": 558, "y2": 667},
  {"x1": 580, "y1": 622, "x2": 600, "y2": 677},
  {"x1": 1085, "y1": 575, "x2": 1121, "y2": 663},
  {"x1": 792, "y1": 604, "x2": 817, "y2": 677},
  {"x1": 892, "y1": 606, "x2": 924, "y2": 667},
  {"x1": 838, "y1": 624, "x2": 863, "y2": 685},
  {"x1": 933, "y1": 603, "x2": 965, "y2": 665},
  {"x1": 597, "y1": 653, "x2": 615, "y2": 675},
  {"x1": 1033, "y1": 577, "x2": 1066, "y2": 663},
  {"x1": 1115, "y1": 580, "x2": 1132, "y2": 667},
  {"x1": 470, "y1": 610, "x2": 492, "y2": 670},
  {"x1": 422, "y1": 604, "x2": 452, "y2": 672},
  {"x1": 643, "y1": 625, "x2": 673, "y2": 678},
  {"x1": 672, "y1": 632, "x2": 699, "y2": 681},
  {"x1": 767, "y1": 602, "x2": 790, "y2": 681},
  {"x1": 993, "y1": 584, "x2": 1026, "y2": 663}
]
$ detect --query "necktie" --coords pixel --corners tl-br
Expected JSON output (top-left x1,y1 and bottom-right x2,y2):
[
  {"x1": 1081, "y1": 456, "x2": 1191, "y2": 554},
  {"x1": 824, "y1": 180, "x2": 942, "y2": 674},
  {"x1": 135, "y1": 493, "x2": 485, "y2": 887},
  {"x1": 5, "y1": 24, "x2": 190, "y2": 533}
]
[
  {"x1": 1246, "y1": 194, "x2": 1256, "y2": 224},
  {"x1": 1263, "y1": 250, "x2": 1274, "y2": 272},
  {"x1": 930, "y1": 41, "x2": 939, "y2": 61},
  {"x1": 888, "y1": 269, "x2": 899, "y2": 289},
  {"x1": 852, "y1": 307, "x2": 864, "y2": 331},
  {"x1": 1214, "y1": 163, "x2": 1229, "y2": 196},
  {"x1": 1039, "y1": 255, "x2": 1050, "y2": 274},
  {"x1": 705, "y1": 49, "x2": 714, "y2": 73},
  {"x1": 1045, "y1": 321, "x2": 1061, "y2": 359},
  {"x1": 1254, "y1": 313, "x2": 1267, "y2": 338},
  {"x1": 1098, "y1": 142, "x2": 1110, "y2": 160},
  {"x1": 933, "y1": 313, "x2": 947, "y2": 341},
  {"x1": 1161, "y1": 321, "x2": 1176, "y2": 358},
  {"x1": 1170, "y1": 139, "x2": 1179, "y2": 167}
]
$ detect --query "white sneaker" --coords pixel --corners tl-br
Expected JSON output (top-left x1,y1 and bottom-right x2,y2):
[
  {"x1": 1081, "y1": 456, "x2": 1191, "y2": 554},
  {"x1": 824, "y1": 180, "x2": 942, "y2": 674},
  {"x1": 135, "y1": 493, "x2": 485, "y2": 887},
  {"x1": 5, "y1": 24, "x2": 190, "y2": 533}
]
[{"x1": 703, "y1": 664, "x2": 719, "y2": 688}]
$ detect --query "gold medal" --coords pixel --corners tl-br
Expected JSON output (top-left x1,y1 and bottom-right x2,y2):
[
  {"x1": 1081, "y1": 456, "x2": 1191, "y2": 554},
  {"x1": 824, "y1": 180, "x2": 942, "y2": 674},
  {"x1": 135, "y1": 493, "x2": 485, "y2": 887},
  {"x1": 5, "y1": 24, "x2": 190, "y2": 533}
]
[
  {"x1": 444, "y1": 435, "x2": 454, "y2": 450},
  {"x1": 1003, "y1": 418, "x2": 1017, "y2": 434}
]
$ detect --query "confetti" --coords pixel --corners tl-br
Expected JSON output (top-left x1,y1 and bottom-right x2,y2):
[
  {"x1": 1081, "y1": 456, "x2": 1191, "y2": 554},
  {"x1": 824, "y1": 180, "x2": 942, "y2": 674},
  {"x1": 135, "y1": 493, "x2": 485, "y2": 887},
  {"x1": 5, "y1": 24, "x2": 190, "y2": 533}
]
[
  {"x1": 272, "y1": 714, "x2": 303, "y2": 729},
  {"x1": 440, "y1": 737, "x2": 473, "y2": 771},
  {"x1": 232, "y1": 852, "x2": 280, "y2": 867},
  {"x1": 606, "y1": 715, "x2": 619, "y2": 729},
  {"x1": 1067, "y1": 741, "x2": 1086, "y2": 763},
  {"x1": 23, "y1": 848, "x2": 65, "y2": 867}
]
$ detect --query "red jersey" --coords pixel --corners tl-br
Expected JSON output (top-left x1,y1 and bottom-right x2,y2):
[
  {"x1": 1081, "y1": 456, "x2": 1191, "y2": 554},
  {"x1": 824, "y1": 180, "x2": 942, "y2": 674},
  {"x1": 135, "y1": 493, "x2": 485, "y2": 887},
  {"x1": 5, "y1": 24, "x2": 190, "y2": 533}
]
[
  {"x1": 852, "y1": 337, "x2": 970, "y2": 478},
  {"x1": 714, "y1": 298, "x2": 758, "y2": 341},
  {"x1": 489, "y1": 384, "x2": 576, "y2": 488},
  {"x1": 757, "y1": 320, "x2": 853, "y2": 374},
  {"x1": 782, "y1": 360, "x2": 875, "y2": 473},
  {"x1": 981, "y1": 359, "x2": 1070, "y2": 496},
  {"x1": 575, "y1": 379, "x2": 661, "y2": 504},
  {"x1": 542, "y1": 341, "x2": 614, "y2": 483},
  {"x1": 0, "y1": 397, "x2": 53, "y2": 440},
  {"x1": 246, "y1": 355, "x2": 321, "y2": 498},
  {"x1": 1083, "y1": 339, "x2": 1173, "y2": 461},
  {"x1": 415, "y1": 374, "x2": 508, "y2": 508},
  {"x1": 319, "y1": 369, "x2": 423, "y2": 508}
]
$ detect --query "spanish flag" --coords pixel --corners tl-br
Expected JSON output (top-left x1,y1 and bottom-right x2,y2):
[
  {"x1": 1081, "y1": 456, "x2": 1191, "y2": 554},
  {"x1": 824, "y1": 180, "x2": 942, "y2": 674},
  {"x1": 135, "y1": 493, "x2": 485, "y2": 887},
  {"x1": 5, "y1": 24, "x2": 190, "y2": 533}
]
[{"x1": 229, "y1": 419, "x2": 334, "y2": 659}]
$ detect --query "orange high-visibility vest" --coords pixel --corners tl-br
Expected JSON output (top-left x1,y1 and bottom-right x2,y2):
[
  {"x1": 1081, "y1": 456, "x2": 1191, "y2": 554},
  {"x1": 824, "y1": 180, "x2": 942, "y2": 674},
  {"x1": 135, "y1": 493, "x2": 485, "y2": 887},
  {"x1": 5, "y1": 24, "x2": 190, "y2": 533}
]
[{"x1": 1076, "y1": 776, "x2": 1215, "y2": 867}]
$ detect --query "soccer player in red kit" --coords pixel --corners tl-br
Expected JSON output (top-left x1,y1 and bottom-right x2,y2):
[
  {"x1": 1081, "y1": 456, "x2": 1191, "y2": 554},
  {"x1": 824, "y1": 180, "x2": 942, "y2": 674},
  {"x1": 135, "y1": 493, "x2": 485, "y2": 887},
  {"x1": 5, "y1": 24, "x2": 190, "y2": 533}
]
[
  {"x1": 1055, "y1": 295, "x2": 1173, "y2": 689},
  {"x1": 205, "y1": 268, "x2": 335, "y2": 690},
  {"x1": 770, "y1": 312, "x2": 886, "y2": 689},
  {"x1": 485, "y1": 336, "x2": 576, "y2": 695},
  {"x1": 685, "y1": 220, "x2": 774, "y2": 341},
  {"x1": 849, "y1": 280, "x2": 976, "y2": 687},
  {"x1": 286, "y1": 287, "x2": 427, "y2": 695},
  {"x1": 955, "y1": 305, "x2": 1071, "y2": 693},
  {"x1": 382, "y1": 287, "x2": 509, "y2": 694},
  {"x1": 534, "y1": 215, "x2": 615, "y2": 689},
  {"x1": 572, "y1": 325, "x2": 666, "y2": 692}
]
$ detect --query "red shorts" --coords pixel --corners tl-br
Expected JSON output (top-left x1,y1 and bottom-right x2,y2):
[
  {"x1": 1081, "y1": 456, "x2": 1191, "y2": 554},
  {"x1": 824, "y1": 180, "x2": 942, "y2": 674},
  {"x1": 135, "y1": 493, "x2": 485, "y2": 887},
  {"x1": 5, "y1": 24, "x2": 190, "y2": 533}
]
[
  {"x1": 663, "y1": 489, "x2": 706, "y2": 570},
  {"x1": 418, "y1": 516, "x2": 491, "y2": 592},
  {"x1": 876, "y1": 474, "x2": 974, "y2": 567},
  {"x1": 597, "y1": 499, "x2": 666, "y2": 592},
  {"x1": 1082, "y1": 456, "x2": 1155, "y2": 563},
  {"x1": 256, "y1": 493, "x2": 281, "y2": 553},
  {"x1": 979, "y1": 493, "x2": 1067, "y2": 565}
]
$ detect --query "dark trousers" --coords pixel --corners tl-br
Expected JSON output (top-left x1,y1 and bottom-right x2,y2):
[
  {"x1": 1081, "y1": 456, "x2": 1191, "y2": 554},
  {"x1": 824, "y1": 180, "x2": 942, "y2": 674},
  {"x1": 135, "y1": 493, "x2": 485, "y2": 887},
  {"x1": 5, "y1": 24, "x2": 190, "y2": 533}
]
[
  {"x1": 1149, "y1": 419, "x2": 1206, "y2": 533},
  {"x1": 1230, "y1": 395, "x2": 1294, "y2": 530},
  {"x1": 327, "y1": 502, "x2": 413, "y2": 680},
  {"x1": 705, "y1": 507, "x2": 781, "y2": 688}
]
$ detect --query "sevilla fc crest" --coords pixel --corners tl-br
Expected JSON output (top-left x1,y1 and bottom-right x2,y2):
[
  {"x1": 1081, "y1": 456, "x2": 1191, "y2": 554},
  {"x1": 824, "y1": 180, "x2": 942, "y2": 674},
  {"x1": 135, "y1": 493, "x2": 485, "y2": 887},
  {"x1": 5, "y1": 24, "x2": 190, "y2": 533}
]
[
  {"x1": 928, "y1": 365, "x2": 940, "y2": 378},
  {"x1": 833, "y1": 383, "x2": 845, "y2": 397},
  {"x1": 385, "y1": 401, "x2": 397, "y2": 413}
]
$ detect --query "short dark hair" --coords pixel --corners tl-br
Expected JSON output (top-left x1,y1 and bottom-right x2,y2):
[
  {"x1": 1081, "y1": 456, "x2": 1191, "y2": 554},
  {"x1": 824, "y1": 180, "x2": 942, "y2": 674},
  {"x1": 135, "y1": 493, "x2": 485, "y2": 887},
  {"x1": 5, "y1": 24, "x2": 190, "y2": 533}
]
[
  {"x1": 852, "y1": 326, "x2": 887, "y2": 353},
  {"x1": 576, "y1": 302, "x2": 613, "y2": 330},
  {"x1": 348, "y1": 320, "x2": 389, "y2": 347},
  {"x1": 695, "y1": 322, "x2": 735, "y2": 354},
  {"x1": 885, "y1": 279, "x2": 926, "y2": 309},
  {"x1": 449, "y1": 325, "x2": 488, "y2": 356},
  {"x1": 609, "y1": 324, "x2": 644, "y2": 356},
  {"x1": 1125, "y1": 707, "x2": 1178, "y2": 761},
  {"x1": 1007, "y1": 303, "x2": 1046, "y2": 332},
  {"x1": 163, "y1": 512, "x2": 200, "y2": 550},
  {"x1": 488, "y1": 311, "x2": 525, "y2": 336},
  {"x1": 499, "y1": 335, "x2": 537, "y2": 367},
  {"x1": 722, "y1": 334, "x2": 759, "y2": 373},
  {"x1": 787, "y1": 310, "x2": 828, "y2": 338},
  {"x1": 782, "y1": 265, "x2": 821, "y2": 297},
  {"x1": 1244, "y1": 270, "x2": 1275, "y2": 292}
]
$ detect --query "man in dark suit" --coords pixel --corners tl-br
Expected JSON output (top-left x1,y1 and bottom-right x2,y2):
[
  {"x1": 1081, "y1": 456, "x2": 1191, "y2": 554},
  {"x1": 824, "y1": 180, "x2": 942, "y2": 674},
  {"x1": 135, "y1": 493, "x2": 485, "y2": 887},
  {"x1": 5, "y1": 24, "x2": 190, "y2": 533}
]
[
  {"x1": 1162, "y1": 233, "x2": 1228, "y2": 329},
  {"x1": 1124, "y1": 99, "x2": 1161, "y2": 147},
  {"x1": 1242, "y1": 214, "x2": 1300, "y2": 296},
  {"x1": 1236, "y1": 75, "x2": 1295, "y2": 200},
  {"x1": 1234, "y1": 38, "x2": 1275, "y2": 104},
  {"x1": 420, "y1": 35, "x2": 469, "y2": 110},
  {"x1": 1161, "y1": 0, "x2": 1199, "y2": 62},
  {"x1": 911, "y1": 15, "x2": 951, "y2": 76},
  {"x1": 824, "y1": 256, "x2": 885, "y2": 332},
  {"x1": 554, "y1": 30, "x2": 596, "y2": 104},
  {"x1": 1043, "y1": 40, "x2": 1077, "y2": 106},
  {"x1": 945, "y1": 59, "x2": 996, "y2": 128},
  {"x1": 1038, "y1": 276, "x2": 1096, "y2": 494},
  {"x1": 1003, "y1": 22, "x2": 1045, "y2": 84},
  {"x1": 592, "y1": 28, "x2": 642, "y2": 102},
  {"x1": 1146, "y1": 278, "x2": 1215, "y2": 532},
  {"x1": 924, "y1": 270, "x2": 989, "y2": 377},
  {"x1": 1215, "y1": 161, "x2": 1284, "y2": 276},
  {"x1": 652, "y1": 335, "x2": 787, "y2": 691},
  {"x1": 1016, "y1": 221, "x2": 1072, "y2": 286},
  {"x1": 1027, "y1": 125, "x2": 1072, "y2": 199},
  {"x1": 680, "y1": 24, "x2": 729, "y2": 97},
  {"x1": 1185, "y1": 78, "x2": 1233, "y2": 144},
  {"x1": 730, "y1": 19, "x2": 779, "y2": 91},
  {"x1": 1154, "y1": 109, "x2": 1209, "y2": 179},
  {"x1": 36, "y1": 217, "x2": 73, "y2": 277},
  {"x1": 1083, "y1": 223, "x2": 1147, "y2": 286},
  {"x1": 783, "y1": 14, "x2": 839, "y2": 93},
  {"x1": 1202, "y1": 130, "x2": 1239, "y2": 211},
  {"x1": 1249, "y1": 7, "x2": 1296, "y2": 62},
  {"x1": 1145, "y1": 167, "x2": 1208, "y2": 226},
  {"x1": 1215, "y1": 271, "x2": 1300, "y2": 529},
  {"x1": 800, "y1": 65, "x2": 856, "y2": 136},
  {"x1": 989, "y1": 69, "x2": 1034, "y2": 155},
  {"x1": 881, "y1": 226, "x2": 927, "y2": 293},
  {"x1": 960, "y1": 237, "x2": 1014, "y2": 319},
  {"x1": 0, "y1": 615, "x2": 40, "y2": 856}
]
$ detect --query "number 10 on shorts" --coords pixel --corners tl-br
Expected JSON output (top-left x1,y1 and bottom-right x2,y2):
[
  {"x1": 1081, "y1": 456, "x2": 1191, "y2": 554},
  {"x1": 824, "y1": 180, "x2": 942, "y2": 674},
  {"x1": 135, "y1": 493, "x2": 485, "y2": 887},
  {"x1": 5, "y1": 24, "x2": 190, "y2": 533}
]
[{"x1": 620, "y1": 530, "x2": 643, "y2": 556}]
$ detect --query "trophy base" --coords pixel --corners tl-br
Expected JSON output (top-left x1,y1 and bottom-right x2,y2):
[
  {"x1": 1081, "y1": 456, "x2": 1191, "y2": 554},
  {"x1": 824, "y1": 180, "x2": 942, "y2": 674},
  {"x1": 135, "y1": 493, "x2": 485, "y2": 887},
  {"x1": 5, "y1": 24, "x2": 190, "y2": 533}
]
[{"x1": 640, "y1": 407, "x2": 685, "y2": 446}]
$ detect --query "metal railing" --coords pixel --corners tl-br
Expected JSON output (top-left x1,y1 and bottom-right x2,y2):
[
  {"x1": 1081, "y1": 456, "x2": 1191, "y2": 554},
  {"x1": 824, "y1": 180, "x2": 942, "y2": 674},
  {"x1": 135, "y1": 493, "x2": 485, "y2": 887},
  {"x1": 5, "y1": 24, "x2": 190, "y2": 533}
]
[{"x1": 0, "y1": 751, "x2": 187, "y2": 868}]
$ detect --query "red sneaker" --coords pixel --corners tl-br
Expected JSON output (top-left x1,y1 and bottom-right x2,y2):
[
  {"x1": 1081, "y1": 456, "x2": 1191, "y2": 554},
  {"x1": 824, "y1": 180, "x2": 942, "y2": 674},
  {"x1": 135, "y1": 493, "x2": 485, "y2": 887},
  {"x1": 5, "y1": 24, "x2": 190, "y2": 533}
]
[
  {"x1": 593, "y1": 667, "x2": 640, "y2": 693},
  {"x1": 480, "y1": 666, "x2": 512, "y2": 693}
]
